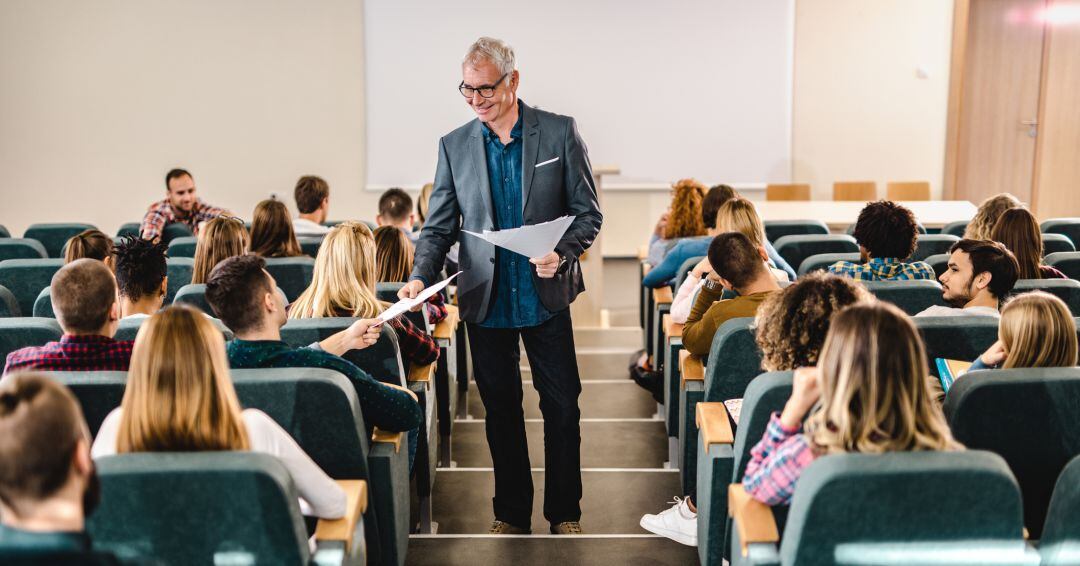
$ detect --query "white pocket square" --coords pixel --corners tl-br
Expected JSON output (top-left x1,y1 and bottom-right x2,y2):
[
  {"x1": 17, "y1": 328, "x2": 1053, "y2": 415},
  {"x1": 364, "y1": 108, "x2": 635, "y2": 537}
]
[{"x1": 535, "y1": 157, "x2": 560, "y2": 168}]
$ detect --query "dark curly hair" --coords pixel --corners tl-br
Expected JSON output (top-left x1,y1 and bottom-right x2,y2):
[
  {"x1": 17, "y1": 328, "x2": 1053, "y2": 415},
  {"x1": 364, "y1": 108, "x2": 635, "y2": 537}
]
[
  {"x1": 113, "y1": 236, "x2": 168, "y2": 302},
  {"x1": 852, "y1": 200, "x2": 919, "y2": 260},
  {"x1": 754, "y1": 273, "x2": 872, "y2": 371},
  {"x1": 205, "y1": 254, "x2": 272, "y2": 334}
]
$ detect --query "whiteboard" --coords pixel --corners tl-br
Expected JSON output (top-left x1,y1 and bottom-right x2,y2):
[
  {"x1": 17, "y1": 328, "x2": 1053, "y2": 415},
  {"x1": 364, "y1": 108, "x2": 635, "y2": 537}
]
[{"x1": 363, "y1": 0, "x2": 794, "y2": 188}]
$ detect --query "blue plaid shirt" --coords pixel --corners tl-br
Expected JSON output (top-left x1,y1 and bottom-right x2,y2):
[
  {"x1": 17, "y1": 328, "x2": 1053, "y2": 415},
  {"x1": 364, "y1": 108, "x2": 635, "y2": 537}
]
[
  {"x1": 827, "y1": 257, "x2": 936, "y2": 281},
  {"x1": 480, "y1": 102, "x2": 553, "y2": 328}
]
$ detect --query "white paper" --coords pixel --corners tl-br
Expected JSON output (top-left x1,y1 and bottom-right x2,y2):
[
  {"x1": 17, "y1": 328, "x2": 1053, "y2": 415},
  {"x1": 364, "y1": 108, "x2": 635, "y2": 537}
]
[
  {"x1": 463, "y1": 216, "x2": 574, "y2": 258},
  {"x1": 378, "y1": 272, "x2": 461, "y2": 323}
]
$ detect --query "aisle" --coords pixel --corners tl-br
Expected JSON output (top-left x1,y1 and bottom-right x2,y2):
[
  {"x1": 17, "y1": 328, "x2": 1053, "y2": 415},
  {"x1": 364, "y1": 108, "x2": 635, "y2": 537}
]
[{"x1": 406, "y1": 328, "x2": 700, "y2": 565}]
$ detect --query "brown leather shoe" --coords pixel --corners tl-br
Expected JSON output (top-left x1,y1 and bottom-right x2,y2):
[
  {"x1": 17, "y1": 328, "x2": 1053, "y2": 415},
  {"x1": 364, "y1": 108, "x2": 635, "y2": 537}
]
[
  {"x1": 488, "y1": 520, "x2": 530, "y2": 535},
  {"x1": 549, "y1": 521, "x2": 583, "y2": 535}
]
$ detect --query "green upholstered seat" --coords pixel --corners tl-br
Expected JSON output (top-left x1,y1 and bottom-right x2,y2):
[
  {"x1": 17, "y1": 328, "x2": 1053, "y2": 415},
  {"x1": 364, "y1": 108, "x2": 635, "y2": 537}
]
[
  {"x1": 0, "y1": 259, "x2": 64, "y2": 317},
  {"x1": 265, "y1": 257, "x2": 315, "y2": 302},
  {"x1": 1043, "y1": 233, "x2": 1075, "y2": 256},
  {"x1": 912, "y1": 234, "x2": 960, "y2": 261},
  {"x1": 862, "y1": 280, "x2": 947, "y2": 316},
  {"x1": 160, "y1": 222, "x2": 194, "y2": 244},
  {"x1": 172, "y1": 283, "x2": 212, "y2": 315},
  {"x1": 112, "y1": 314, "x2": 233, "y2": 342},
  {"x1": 0, "y1": 225, "x2": 8, "y2": 238},
  {"x1": 1040, "y1": 455, "x2": 1080, "y2": 566},
  {"x1": 115, "y1": 223, "x2": 141, "y2": 238},
  {"x1": 1041, "y1": 219, "x2": 1080, "y2": 249},
  {"x1": 924, "y1": 253, "x2": 950, "y2": 279},
  {"x1": 797, "y1": 253, "x2": 861, "y2": 276},
  {"x1": 674, "y1": 256, "x2": 705, "y2": 289},
  {"x1": 165, "y1": 236, "x2": 197, "y2": 258},
  {"x1": 762, "y1": 220, "x2": 829, "y2": 244},
  {"x1": 0, "y1": 239, "x2": 48, "y2": 261},
  {"x1": 165, "y1": 257, "x2": 193, "y2": 304},
  {"x1": 49, "y1": 371, "x2": 126, "y2": 436},
  {"x1": 1046, "y1": 252, "x2": 1080, "y2": 280},
  {"x1": 1012, "y1": 279, "x2": 1080, "y2": 316},
  {"x1": 298, "y1": 236, "x2": 324, "y2": 257},
  {"x1": 941, "y1": 220, "x2": 969, "y2": 237},
  {"x1": 0, "y1": 317, "x2": 63, "y2": 361},
  {"x1": 32, "y1": 287, "x2": 54, "y2": 318},
  {"x1": 772, "y1": 235, "x2": 859, "y2": 274},
  {"x1": 0, "y1": 285, "x2": 19, "y2": 318},
  {"x1": 24, "y1": 223, "x2": 96, "y2": 258},
  {"x1": 944, "y1": 367, "x2": 1080, "y2": 539},
  {"x1": 915, "y1": 316, "x2": 1000, "y2": 370}
]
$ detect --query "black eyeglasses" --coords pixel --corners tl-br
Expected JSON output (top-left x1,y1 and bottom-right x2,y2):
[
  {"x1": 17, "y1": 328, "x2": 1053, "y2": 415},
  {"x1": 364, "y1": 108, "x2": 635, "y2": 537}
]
[{"x1": 458, "y1": 73, "x2": 508, "y2": 99}]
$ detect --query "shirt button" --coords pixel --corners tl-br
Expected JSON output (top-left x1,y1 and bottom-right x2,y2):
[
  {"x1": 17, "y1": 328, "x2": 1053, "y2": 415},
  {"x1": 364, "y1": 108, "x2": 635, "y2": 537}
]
[
  {"x1": 512, "y1": 288, "x2": 517, "y2": 293},
  {"x1": 504, "y1": 178, "x2": 509, "y2": 182}
]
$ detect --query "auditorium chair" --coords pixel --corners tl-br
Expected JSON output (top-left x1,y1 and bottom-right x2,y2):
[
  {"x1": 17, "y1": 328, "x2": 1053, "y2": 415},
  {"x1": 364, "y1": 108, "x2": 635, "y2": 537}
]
[
  {"x1": 160, "y1": 222, "x2": 195, "y2": 244},
  {"x1": 652, "y1": 256, "x2": 702, "y2": 377},
  {"x1": 762, "y1": 220, "x2": 828, "y2": 244},
  {"x1": 911, "y1": 234, "x2": 959, "y2": 262},
  {"x1": 885, "y1": 180, "x2": 931, "y2": 201},
  {"x1": 764, "y1": 184, "x2": 810, "y2": 201},
  {"x1": 32, "y1": 287, "x2": 54, "y2": 318},
  {"x1": 0, "y1": 258, "x2": 63, "y2": 316},
  {"x1": 0, "y1": 239, "x2": 48, "y2": 261},
  {"x1": 1039, "y1": 455, "x2": 1080, "y2": 566},
  {"x1": 172, "y1": 283, "x2": 213, "y2": 314},
  {"x1": 166, "y1": 236, "x2": 198, "y2": 258},
  {"x1": 1043, "y1": 233, "x2": 1075, "y2": 256},
  {"x1": 298, "y1": 236, "x2": 324, "y2": 257},
  {"x1": 772, "y1": 235, "x2": 859, "y2": 274},
  {"x1": 941, "y1": 220, "x2": 968, "y2": 238},
  {"x1": 945, "y1": 367, "x2": 1080, "y2": 540},
  {"x1": 89, "y1": 452, "x2": 367, "y2": 566},
  {"x1": 1045, "y1": 252, "x2": 1080, "y2": 280},
  {"x1": 845, "y1": 221, "x2": 927, "y2": 235},
  {"x1": 0, "y1": 225, "x2": 8, "y2": 238},
  {"x1": 1041, "y1": 218, "x2": 1080, "y2": 248},
  {"x1": 796, "y1": 253, "x2": 860, "y2": 276},
  {"x1": 265, "y1": 257, "x2": 315, "y2": 302},
  {"x1": 24, "y1": 222, "x2": 96, "y2": 258},
  {"x1": 727, "y1": 451, "x2": 1033, "y2": 566},
  {"x1": 165, "y1": 257, "x2": 194, "y2": 304},
  {"x1": 1012, "y1": 279, "x2": 1080, "y2": 316},
  {"x1": 925, "y1": 253, "x2": 950, "y2": 279},
  {"x1": 832, "y1": 181, "x2": 876, "y2": 201},
  {"x1": 917, "y1": 316, "x2": 1000, "y2": 372},
  {"x1": 115, "y1": 222, "x2": 141, "y2": 238},
  {"x1": 112, "y1": 315, "x2": 233, "y2": 342},
  {"x1": 861, "y1": 280, "x2": 946, "y2": 316},
  {"x1": 0, "y1": 317, "x2": 62, "y2": 361},
  {"x1": 0, "y1": 286, "x2": 18, "y2": 318}
]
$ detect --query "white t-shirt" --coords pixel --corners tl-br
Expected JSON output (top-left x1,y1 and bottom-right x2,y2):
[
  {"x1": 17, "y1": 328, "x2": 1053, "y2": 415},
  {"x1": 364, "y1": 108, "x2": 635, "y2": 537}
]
[
  {"x1": 914, "y1": 305, "x2": 1001, "y2": 318},
  {"x1": 292, "y1": 217, "x2": 331, "y2": 237},
  {"x1": 92, "y1": 407, "x2": 346, "y2": 519}
]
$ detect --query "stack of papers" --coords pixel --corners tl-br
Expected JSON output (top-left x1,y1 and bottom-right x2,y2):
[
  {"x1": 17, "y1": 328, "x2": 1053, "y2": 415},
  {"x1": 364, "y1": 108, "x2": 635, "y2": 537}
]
[
  {"x1": 463, "y1": 216, "x2": 574, "y2": 258},
  {"x1": 378, "y1": 272, "x2": 461, "y2": 323}
]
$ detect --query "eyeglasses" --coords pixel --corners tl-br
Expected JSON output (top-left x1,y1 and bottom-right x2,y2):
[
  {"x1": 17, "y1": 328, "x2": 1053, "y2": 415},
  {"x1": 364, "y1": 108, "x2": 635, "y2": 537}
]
[{"x1": 458, "y1": 73, "x2": 508, "y2": 99}]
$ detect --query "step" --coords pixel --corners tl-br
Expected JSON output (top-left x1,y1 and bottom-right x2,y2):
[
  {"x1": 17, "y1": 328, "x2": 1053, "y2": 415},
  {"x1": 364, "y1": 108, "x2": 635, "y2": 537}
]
[
  {"x1": 406, "y1": 536, "x2": 698, "y2": 565},
  {"x1": 519, "y1": 349, "x2": 639, "y2": 381},
  {"x1": 464, "y1": 380, "x2": 657, "y2": 420},
  {"x1": 572, "y1": 326, "x2": 642, "y2": 349}
]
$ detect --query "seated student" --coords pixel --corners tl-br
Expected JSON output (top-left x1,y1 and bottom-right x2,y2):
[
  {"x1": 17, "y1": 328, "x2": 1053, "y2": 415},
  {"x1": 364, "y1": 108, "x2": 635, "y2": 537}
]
[
  {"x1": 414, "y1": 182, "x2": 459, "y2": 272},
  {"x1": 292, "y1": 175, "x2": 331, "y2": 237},
  {"x1": 112, "y1": 237, "x2": 168, "y2": 319},
  {"x1": 645, "y1": 179, "x2": 707, "y2": 267},
  {"x1": 249, "y1": 199, "x2": 304, "y2": 258},
  {"x1": 290, "y1": 222, "x2": 439, "y2": 367},
  {"x1": 376, "y1": 188, "x2": 418, "y2": 243},
  {"x1": 682, "y1": 232, "x2": 783, "y2": 357},
  {"x1": 205, "y1": 254, "x2": 422, "y2": 433},
  {"x1": 64, "y1": 229, "x2": 114, "y2": 268},
  {"x1": 91, "y1": 306, "x2": 347, "y2": 520},
  {"x1": 964, "y1": 192, "x2": 1023, "y2": 240},
  {"x1": 140, "y1": 168, "x2": 230, "y2": 243},
  {"x1": 373, "y1": 225, "x2": 447, "y2": 325},
  {"x1": 970, "y1": 291, "x2": 1078, "y2": 372},
  {"x1": 191, "y1": 216, "x2": 249, "y2": 284},
  {"x1": 991, "y1": 207, "x2": 1067, "y2": 279},
  {"x1": 0, "y1": 374, "x2": 115, "y2": 564},
  {"x1": 828, "y1": 200, "x2": 935, "y2": 281},
  {"x1": 916, "y1": 239, "x2": 1019, "y2": 317},
  {"x1": 4, "y1": 260, "x2": 130, "y2": 376},
  {"x1": 743, "y1": 302, "x2": 961, "y2": 506}
]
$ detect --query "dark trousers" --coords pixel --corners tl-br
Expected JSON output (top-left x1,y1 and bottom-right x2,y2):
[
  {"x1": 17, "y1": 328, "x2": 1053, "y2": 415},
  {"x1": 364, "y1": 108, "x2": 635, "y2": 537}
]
[{"x1": 467, "y1": 308, "x2": 583, "y2": 529}]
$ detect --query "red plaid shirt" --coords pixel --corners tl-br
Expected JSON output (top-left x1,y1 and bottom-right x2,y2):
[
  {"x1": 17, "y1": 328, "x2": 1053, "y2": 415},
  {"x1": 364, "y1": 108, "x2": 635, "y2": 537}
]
[
  {"x1": 3, "y1": 335, "x2": 134, "y2": 376},
  {"x1": 425, "y1": 292, "x2": 449, "y2": 325},
  {"x1": 139, "y1": 198, "x2": 229, "y2": 242}
]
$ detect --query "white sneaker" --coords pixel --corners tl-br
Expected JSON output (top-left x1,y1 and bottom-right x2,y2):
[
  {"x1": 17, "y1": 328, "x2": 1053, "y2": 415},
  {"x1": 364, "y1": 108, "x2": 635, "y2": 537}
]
[{"x1": 639, "y1": 496, "x2": 698, "y2": 546}]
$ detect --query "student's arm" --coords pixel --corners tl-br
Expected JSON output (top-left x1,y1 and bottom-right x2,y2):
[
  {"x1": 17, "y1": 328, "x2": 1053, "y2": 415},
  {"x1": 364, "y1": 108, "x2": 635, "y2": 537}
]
[
  {"x1": 641, "y1": 242, "x2": 689, "y2": 288},
  {"x1": 315, "y1": 319, "x2": 382, "y2": 356},
  {"x1": 670, "y1": 276, "x2": 703, "y2": 324},
  {"x1": 681, "y1": 283, "x2": 725, "y2": 356},
  {"x1": 741, "y1": 417, "x2": 815, "y2": 506},
  {"x1": 327, "y1": 356, "x2": 422, "y2": 432},
  {"x1": 139, "y1": 205, "x2": 168, "y2": 242},
  {"x1": 425, "y1": 293, "x2": 448, "y2": 324}
]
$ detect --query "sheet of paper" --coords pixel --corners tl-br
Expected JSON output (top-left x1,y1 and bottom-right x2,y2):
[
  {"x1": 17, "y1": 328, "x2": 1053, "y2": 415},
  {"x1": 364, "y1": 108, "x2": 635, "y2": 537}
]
[
  {"x1": 378, "y1": 271, "x2": 461, "y2": 323},
  {"x1": 463, "y1": 215, "x2": 574, "y2": 258}
]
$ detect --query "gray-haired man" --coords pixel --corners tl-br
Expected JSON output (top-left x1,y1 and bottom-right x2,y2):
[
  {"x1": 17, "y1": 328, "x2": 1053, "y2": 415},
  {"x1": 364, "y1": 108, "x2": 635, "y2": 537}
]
[{"x1": 400, "y1": 37, "x2": 602, "y2": 535}]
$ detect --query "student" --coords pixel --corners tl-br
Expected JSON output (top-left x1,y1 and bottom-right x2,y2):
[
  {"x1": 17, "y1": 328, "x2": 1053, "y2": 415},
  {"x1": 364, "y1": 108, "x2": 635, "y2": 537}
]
[
  {"x1": 113, "y1": 237, "x2": 168, "y2": 319},
  {"x1": 140, "y1": 168, "x2": 229, "y2": 242},
  {"x1": 743, "y1": 302, "x2": 960, "y2": 506},
  {"x1": 63, "y1": 229, "x2": 114, "y2": 268},
  {"x1": 290, "y1": 222, "x2": 439, "y2": 367},
  {"x1": 990, "y1": 207, "x2": 1067, "y2": 279},
  {"x1": 373, "y1": 225, "x2": 447, "y2": 325},
  {"x1": 191, "y1": 216, "x2": 249, "y2": 285},
  {"x1": 916, "y1": 239, "x2": 1019, "y2": 317},
  {"x1": 90, "y1": 306, "x2": 347, "y2": 520},
  {"x1": 682, "y1": 232, "x2": 783, "y2": 357},
  {"x1": 964, "y1": 193, "x2": 1023, "y2": 240},
  {"x1": 204, "y1": 255, "x2": 421, "y2": 433},
  {"x1": 376, "y1": 188, "x2": 418, "y2": 243},
  {"x1": 645, "y1": 179, "x2": 708, "y2": 267},
  {"x1": 970, "y1": 291, "x2": 1078, "y2": 372},
  {"x1": 0, "y1": 374, "x2": 115, "y2": 564},
  {"x1": 249, "y1": 199, "x2": 304, "y2": 258},
  {"x1": 416, "y1": 182, "x2": 434, "y2": 230},
  {"x1": 828, "y1": 200, "x2": 935, "y2": 281},
  {"x1": 292, "y1": 175, "x2": 331, "y2": 237}
]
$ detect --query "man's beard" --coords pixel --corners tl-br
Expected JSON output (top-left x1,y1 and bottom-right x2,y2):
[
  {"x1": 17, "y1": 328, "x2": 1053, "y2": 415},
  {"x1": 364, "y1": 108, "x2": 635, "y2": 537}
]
[{"x1": 945, "y1": 279, "x2": 976, "y2": 307}]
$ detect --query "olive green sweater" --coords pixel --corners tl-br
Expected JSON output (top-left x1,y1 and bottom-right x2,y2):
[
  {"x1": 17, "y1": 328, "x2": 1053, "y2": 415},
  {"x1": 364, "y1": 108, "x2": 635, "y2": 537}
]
[{"x1": 682, "y1": 286, "x2": 776, "y2": 356}]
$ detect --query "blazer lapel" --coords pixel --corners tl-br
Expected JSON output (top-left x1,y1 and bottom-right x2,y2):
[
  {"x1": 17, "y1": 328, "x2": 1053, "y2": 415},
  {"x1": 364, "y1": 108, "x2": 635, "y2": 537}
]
[
  {"x1": 470, "y1": 122, "x2": 495, "y2": 227},
  {"x1": 521, "y1": 102, "x2": 541, "y2": 213}
]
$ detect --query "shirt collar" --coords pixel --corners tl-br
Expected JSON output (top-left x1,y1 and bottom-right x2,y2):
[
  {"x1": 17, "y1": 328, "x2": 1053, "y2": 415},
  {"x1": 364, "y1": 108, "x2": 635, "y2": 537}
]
[
  {"x1": 481, "y1": 99, "x2": 524, "y2": 145},
  {"x1": 866, "y1": 257, "x2": 902, "y2": 265},
  {"x1": 59, "y1": 335, "x2": 116, "y2": 345}
]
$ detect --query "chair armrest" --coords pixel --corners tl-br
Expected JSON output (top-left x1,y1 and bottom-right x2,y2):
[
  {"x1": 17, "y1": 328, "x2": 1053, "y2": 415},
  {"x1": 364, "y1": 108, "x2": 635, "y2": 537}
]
[
  {"x1": 664, "y1": 314, "x2": 683, "y2": 339},
  {"x1": 696, "y1": 402, "x2": 734, "y2": 449},
  {"x1": 372, "y1": 428, "x2": 404, "y2": 453},
  {"x1": 728, "y1": 484, "x2": 780, "y2": 557},
  {"x1": 432, "y1": 304, "x2": 459, "y2": 341},
  {"x1": 408, "y1": 360, "x2": 435, "y2": 385},
  {"x1": 680, "y1": 350, "x2": 704, "y2": 386},
  {"x1": 315, "y1": 480, "x2": 368, "y2": 553},
  {"x1": 653, "y1": 286, "x2": 673, "y2": 305}
]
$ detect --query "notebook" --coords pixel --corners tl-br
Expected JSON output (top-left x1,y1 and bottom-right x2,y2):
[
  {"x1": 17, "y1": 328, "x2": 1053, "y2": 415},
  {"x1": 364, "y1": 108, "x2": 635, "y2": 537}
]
[{"x1": 935, "y1": 358, "x2": 973, "y2": 393}]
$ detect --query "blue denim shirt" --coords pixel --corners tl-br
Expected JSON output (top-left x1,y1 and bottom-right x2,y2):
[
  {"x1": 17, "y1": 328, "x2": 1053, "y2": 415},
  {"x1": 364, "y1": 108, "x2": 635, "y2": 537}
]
[{"x1": 480, "y1": 103, "x2": 553, "y2": 328}]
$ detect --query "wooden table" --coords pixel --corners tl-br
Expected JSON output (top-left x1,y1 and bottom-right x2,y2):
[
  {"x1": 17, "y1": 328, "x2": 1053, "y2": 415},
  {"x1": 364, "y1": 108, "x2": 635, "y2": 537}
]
[{"x1": 754, "y1": 200, "x2": 977, "y2": 231}]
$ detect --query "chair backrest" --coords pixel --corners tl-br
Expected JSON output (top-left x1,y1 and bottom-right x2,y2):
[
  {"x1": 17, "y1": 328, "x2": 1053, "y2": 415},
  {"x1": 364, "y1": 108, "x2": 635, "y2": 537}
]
[
  {"x1": 297, "y1": 236, "x2": 324, "y2": 257},
  {"x1": 165, "y1": 257, "x2": 194, "y2": 304},
  {"x1": 264, "y1": 257, "x2": 315, "y2": 302},
  {"x1": 172, "y1": 283, "x2": 212, "y2": 315},
  {"x1": 1012, "y1": 279, "x2": 1080, "y2": 316},
  {"x1": 0, "y1": 239, "x2": 48, "y2": 261},
  {"x1": 762, "y1": 220, "x2": 829, "y2": 243},
  {"x1": 797, "y1": 253, "x2": 861, "y2": 276},
  {"x1": 832, "y1": 181, "x2": 876, "y2": 201},
  {"x1": 0, "y1": 225, "x2": 8, "y2": 238},
  {"x1": 0, "y1": 317, "x2": 64, "y2": 364},
  {"x1": 0, "y1": 259, "x2": 64, "y2": 318},
  {"x1": 944, "y1": 367, "x2": 1080, "y2": 539},
  {"x1": 780, "y1": 451, "x2": 1025, "y2": 566},
  {"x1": 165, "y1": 236, "x2": 198, "y2": 258},
  {"x1": 1042, "y1": 218, "x2": 1080, "y2": 249},
  {"x1": 912, "y1": 234, "x2": 960, "y2": 261},
  {"x1": 115, "y1": 222, "x2": 141, "y2": 238},
  {"x1": 24, "y1": 223, "x2": 96, "y2": 258},
  {"x1": 885, "y1": 181, "x2": 931, "y2": 201},
  {"x1": 49, "y1": 371, "x2": 126, "y2": 436},
  {"x1": 674, "y1": 256, "x2": 705, "y2": 290},
  {"x1": 112, "y1": 314, "x2": 233, "y2": 342},
  {"x1": 915, "y1": 316, "x2": 1000, "y2": 368},
  {"x1": 703, "y1": 318, "x2": 762, "y2": 402},
  {"x1": 1042, "y1": 233, "x2": 1076, "y2": 256},
  {"x1": 32, "y1": 286, "x2": 54, "y2": 318},
  {"x1": 88, "y1": 452, "x2": 310, "y2": 565},
  {"x1": 732, "y1": 371, "x2": 794, "y2": 480},
  {"x1": 765, "y1": 183, "x2": 810, "y2": 201},
  {"x1": 862, "y1": 280, "x2": 947, "y2": 316},
  {"x1": 1040, "y1": 455, "x2": 1080, "y2": 566},
  {"x1": 941, "y1": 220, "x2": 969, "y2": 237},
  {"x1": 280, "y1": 317, "x2": 406, "y2": 386},
  {"x1": 925, "y1": 253, "x2": 950, "y2": 279},
  {"x1": 0, "y1": 285, "x2": 18, "y2": 318},
  {"x1": 773, "y1": 235, "x2": 859, "y2": 274},
  {"x1": 1045, "y1": 252, "x2": 1080, "y2": 280},
  {"x1": 160, "y1": 222, "x2": 194, "y2": 244}
]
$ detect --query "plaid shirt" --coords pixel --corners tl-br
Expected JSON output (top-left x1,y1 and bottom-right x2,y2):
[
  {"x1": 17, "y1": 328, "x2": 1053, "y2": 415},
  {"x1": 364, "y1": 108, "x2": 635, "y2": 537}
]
[
  {"x1": 139, "y1": 198, "x2": 229, "y2": 242},
  {"x1": 329, "y1": 308, "x2": 439, "y2": 366},
  {"x1": 3, "y1": 335, "x2": 134, "y2": 376},
  {"x1": 425, "y1": 292, "x2": 448, "y2": 325},
  {"x1": 827, "y1": 257, "x2": 936, "y2": 282},
  {"x1": 742, "y1": 412, "x2": 818, "y2": 506}
]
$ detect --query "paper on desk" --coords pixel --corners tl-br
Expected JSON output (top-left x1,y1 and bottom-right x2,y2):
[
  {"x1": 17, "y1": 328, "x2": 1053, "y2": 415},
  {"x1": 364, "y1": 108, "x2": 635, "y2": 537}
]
[
  {"x1": 378, "y1": 271, "x2": 461, "y2": 323},
  {"x1": 463, "y1": 216, "x2": 574, "y2": 258}
]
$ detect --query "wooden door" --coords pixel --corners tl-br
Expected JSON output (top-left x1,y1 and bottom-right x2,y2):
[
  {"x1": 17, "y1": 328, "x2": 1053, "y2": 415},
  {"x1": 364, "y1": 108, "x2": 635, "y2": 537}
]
[{"x1": 1032, "y1": 0, "x2": 1080, "y2": 218}]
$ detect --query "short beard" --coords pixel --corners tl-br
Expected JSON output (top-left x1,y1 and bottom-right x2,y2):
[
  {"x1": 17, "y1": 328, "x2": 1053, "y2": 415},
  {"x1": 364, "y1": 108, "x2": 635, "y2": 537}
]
[{"x1": 946, "y1": 279, "x2": 977, "y2": 307}]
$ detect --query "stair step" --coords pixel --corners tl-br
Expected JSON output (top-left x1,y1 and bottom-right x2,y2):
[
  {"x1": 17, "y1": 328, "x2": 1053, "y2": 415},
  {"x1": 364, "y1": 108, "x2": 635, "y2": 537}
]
[{"x1": 406, "y1": 536, "x2": 698, "y2": 565}]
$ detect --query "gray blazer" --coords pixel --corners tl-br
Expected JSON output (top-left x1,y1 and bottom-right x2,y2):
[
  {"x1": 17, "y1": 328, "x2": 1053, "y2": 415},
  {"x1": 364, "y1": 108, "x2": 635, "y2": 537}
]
[{"x1": 412, "y1": 101, "x2": 603, "y2": 323}]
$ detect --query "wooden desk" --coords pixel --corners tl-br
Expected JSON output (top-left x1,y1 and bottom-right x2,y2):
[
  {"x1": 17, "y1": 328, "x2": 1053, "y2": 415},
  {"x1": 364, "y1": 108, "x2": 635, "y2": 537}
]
[{"x1": 754, "y1": 200, "x2": 976, "y2": 230}]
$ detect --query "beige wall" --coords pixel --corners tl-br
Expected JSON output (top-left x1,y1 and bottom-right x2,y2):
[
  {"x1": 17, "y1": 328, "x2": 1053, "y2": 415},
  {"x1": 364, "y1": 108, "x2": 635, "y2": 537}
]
[
  {"x1": 0, "y1": 0, "x2": 372, "y2": 238},
  {"x1": 792, "y1": 0, "x2": 955, "y2": 201}
]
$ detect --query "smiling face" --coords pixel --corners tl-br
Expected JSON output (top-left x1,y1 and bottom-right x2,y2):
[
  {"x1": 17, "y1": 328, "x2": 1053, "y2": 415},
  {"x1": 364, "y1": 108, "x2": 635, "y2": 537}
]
[
  {"x1": 166, "y1": 174, "x2": 197, "y2": 214},
  {"x1": 461, "y1": 58, "x2": 518, "y2": 125}
]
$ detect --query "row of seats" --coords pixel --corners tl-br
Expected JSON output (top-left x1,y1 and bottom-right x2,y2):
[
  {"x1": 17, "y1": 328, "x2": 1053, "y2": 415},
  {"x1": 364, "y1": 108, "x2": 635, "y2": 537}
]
[
  {"x1": 765, "y1": 181, "x2": 934, "y2": 202},
  {"x1": 762, "y1": 218, "x2": 1080, "y2": 248}
]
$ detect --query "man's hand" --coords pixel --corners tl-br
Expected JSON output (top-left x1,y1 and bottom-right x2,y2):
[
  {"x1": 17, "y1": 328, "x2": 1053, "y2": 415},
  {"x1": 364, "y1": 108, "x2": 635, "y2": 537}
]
[
  {"x1": 399, "y1": 280, "x2": 425, "y2": 300},
  {"x1": 345, "y1": 318, "x2": 382, "y2": 350},
  {"x1": 780, "y1": 366, "x2": 822, "y2": 430},
  {"x1": 530, "y1": 252, "x2": 560, "y2": 279}
]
